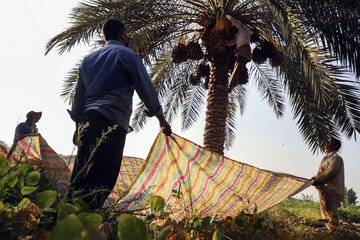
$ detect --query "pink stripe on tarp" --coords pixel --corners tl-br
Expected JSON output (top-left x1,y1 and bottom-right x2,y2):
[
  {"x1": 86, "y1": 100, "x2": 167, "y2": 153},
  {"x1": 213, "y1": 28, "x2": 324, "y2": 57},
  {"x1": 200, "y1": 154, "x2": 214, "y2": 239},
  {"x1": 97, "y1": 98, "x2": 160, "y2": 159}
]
[
  {"x1": 200, "y1": 162, "x2": 245, "y2": 216},
  {"x1": 176, "y1": 155, "x2": 226, "y2": 221},
  {"x1": 164, "y1": 144, "x2": 202, "y2": 204},
  {"x1": 169, "y1": 150, "x2": 214, "y2": 212},
  {"x1": 119, "y1": 139, "x2": 167, "y2": 211},
  {"x1": 257, "y1": 176, "x2": 290, "y2": 210}
]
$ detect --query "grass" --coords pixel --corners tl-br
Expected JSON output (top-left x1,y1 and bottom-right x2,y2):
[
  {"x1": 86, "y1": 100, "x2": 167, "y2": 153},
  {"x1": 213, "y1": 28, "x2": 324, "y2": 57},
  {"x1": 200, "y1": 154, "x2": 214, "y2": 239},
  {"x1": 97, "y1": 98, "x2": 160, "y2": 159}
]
[{"x1": 256, "y1": 199, "x2": 360, "y2": 240}]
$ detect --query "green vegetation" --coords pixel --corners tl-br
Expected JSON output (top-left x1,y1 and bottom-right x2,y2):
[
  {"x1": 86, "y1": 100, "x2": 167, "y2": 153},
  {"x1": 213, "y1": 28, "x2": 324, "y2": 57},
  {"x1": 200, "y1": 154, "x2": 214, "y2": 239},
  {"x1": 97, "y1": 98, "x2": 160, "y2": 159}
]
[{"x1": 1, "y1": 154, "x2": 360, "y2": 239}]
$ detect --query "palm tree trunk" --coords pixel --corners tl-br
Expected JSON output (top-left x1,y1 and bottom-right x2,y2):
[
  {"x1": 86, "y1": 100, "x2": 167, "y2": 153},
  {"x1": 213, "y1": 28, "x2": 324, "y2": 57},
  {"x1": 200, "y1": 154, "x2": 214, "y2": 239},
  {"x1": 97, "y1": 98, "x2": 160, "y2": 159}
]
[{"x1": 203, "y1": 61, "x2": 229, "y2": 155}]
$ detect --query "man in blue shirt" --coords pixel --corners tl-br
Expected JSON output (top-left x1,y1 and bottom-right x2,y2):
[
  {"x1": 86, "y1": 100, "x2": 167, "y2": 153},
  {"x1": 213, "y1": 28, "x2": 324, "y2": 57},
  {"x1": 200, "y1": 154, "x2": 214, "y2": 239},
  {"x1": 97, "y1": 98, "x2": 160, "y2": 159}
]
[
  {"x1": 13, "y1": 111, "x2": 42, "y2": 142},
  {"x1": 68, "y1": 19, "x2": 172, "y2": 209},
  {"x1": 7, "y1": 111, "x2": 42, "y2": 159}
]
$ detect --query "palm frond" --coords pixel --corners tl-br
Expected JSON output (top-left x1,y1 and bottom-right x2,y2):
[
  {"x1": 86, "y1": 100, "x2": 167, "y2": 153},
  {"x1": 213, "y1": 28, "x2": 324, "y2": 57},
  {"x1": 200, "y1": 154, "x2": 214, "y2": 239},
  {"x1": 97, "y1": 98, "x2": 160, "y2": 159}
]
[
  {"x1": 181, "y1": 85, "x2": 206, "y2": 130},
  {"x1": 250, "y1": 62, "x2": 285, "y2": 118},
  {"x1": 61, "y1": 62, "x2": 81, "y2": 104},
  {"x1": 281, "y1": 55, "x2": 340, "y2": 153},
  {"x1": 330, "y1": 78, "x2": 360, "y2": 139},
  {"x1": 130, "y1": 102, "x2": 148, "y2": 132},
  {"x1": 231, "y1": 85, "x2": 247, "y2": 116},
  {"x1": 162, "y1": 61, "x2": 197, "y2": 125},
  {"x1": 46, "y1": 0, "x2": 192, "y2": 56},
  {"x1": 224, "y1": 94, "x2": 236, "y2": 150},
  {"x1": 261, "y1": 0, "x2": 342, "y2": 108},
  {"x1": 288, "y1": 0, "x2": 360, "y2": 77}
]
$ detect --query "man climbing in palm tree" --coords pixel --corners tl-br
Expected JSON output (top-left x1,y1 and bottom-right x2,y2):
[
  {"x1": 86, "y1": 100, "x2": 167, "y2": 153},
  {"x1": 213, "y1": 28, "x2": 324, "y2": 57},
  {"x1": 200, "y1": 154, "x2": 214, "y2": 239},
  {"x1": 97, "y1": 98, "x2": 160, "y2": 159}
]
[{"x1": 225, "y1": 15, "x2": 252, "y2": 89}]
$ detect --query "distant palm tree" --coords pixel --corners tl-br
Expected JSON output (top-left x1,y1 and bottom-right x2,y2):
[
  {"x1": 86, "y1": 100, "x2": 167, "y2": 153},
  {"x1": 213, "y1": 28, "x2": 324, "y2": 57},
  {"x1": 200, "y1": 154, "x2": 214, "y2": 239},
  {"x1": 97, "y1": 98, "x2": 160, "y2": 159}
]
[{"x1": 46, "y1": 0, "x2": 360, "y2": 155}]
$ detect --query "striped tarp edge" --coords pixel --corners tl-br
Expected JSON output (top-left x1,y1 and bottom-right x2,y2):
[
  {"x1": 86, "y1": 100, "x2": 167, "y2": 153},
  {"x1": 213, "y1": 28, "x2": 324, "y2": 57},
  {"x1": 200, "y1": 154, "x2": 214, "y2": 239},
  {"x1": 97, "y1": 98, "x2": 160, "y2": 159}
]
[{"x1": 117, "y1": 132, "x2": 312, "y2": 220}]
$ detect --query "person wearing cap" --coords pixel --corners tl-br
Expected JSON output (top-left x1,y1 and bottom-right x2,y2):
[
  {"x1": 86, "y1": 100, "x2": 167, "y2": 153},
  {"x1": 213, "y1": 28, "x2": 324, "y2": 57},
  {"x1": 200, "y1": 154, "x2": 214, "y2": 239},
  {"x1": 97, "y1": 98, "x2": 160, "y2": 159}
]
[
  {"x1": 68, "y1": 19, "x2": 172, "y2": 210},
  {"x1": 13, "y1": 111, "x2": 42, "y2": 142},
  {"x1": 7, "y1": 111, "x2": 42, "y2": 159},
  {"x1": 311, "y1": 137, "x2": 345, "y2": 232}
]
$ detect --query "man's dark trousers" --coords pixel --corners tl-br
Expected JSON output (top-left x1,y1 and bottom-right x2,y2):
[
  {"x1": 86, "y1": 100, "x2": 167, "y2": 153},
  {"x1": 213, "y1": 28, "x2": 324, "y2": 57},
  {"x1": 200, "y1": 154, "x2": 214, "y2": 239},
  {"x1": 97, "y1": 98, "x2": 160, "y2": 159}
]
[{"x1": 69, "y1": 110, "x2": 127, "y2": 209}]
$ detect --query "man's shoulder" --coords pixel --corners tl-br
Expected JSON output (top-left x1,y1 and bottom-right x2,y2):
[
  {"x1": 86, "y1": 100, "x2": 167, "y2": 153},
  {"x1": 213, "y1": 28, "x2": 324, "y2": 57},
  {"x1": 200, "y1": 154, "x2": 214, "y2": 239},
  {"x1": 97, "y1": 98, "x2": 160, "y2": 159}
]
[
  {"x1": 16, "y1": 122, "x2": 28, "y2": 128},
  {"x1": 330, "y1": 152, "x2": 343, "y2": 163},
  {"x1": 115, "y1": 45, "x2": 139, "y2": 58}
]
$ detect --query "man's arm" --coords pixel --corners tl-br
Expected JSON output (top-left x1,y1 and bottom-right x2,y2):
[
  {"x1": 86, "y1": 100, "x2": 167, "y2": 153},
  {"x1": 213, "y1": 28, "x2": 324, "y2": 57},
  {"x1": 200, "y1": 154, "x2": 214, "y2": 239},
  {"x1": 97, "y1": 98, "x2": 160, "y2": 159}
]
[
  {"x1": 67, "y1": 65, "x2": 86, "y2": 145},
  {"x1": 69, "y1": 65, "x2": 85, "y2": 124},
  {"x1": 226, "y1": 15, "x2": 248, "y2": 32},
  {"x1": 313, "y1": 156, "x2": 342, "y2": 186},
  {"x1": 131, "y1": 54, "x2": 172, "y2": 136}
]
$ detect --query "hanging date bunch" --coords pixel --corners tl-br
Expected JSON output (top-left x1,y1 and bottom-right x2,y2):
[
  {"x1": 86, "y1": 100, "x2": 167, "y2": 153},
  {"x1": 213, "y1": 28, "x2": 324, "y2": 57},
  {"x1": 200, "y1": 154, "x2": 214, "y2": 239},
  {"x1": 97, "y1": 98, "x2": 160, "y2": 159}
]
[
  {"x1": 186, "y1": 41, "x2": 204, "y2": 60},
  {"x1": 172, "y1": 41, "x2": 204, "y2": 63},
  {"x1": 172, "y1": 43, "x2": 188, "y2": 63},
  {"x1": 189, "y1": 60, "x2": 210, "y2": 88},
  {"x1": 252, "y1": 38, "x2": 283, "y2": 67},
  {"x1": 201, "y1": 10, "x2": 233, "y2": 58}
]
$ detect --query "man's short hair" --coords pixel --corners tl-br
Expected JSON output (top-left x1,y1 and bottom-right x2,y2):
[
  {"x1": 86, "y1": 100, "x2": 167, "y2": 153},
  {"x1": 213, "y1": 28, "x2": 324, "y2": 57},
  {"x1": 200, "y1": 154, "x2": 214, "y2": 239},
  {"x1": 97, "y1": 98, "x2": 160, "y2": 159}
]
[
  {"x1": 330, "y1": 137, "x2": 342, "y2": 151},
  {"x1": 26, "y1": 111, "x2": 42, "y2": 119},
  {"x1": 102, "y1": 19, "x2": 125, "y2": 41}
]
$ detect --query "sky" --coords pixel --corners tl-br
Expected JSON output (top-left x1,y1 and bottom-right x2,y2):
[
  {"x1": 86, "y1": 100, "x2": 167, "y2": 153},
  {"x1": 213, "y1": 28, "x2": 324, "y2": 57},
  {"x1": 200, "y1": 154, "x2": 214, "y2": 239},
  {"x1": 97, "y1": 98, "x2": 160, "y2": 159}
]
[{"x1": 1, "y1": 0, "x2": 359, "y2": 201}]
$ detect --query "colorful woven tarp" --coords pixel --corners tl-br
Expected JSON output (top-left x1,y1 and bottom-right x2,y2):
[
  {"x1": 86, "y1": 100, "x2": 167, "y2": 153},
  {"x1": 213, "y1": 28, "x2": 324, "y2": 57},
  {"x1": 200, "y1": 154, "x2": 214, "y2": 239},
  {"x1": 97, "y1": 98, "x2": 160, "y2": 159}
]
[
  {"x1": 5, "y1": 134, "x2": 72, "y2": 191},
  {"x1": 117, "y1": 133, "x2": 311, "y2": 220},
  {"x1": 3, "y1": 133, "x2": 312, "y2": 220},
  {"x1": 2, "y1": 134, "x2": 144, "y2": 196}
]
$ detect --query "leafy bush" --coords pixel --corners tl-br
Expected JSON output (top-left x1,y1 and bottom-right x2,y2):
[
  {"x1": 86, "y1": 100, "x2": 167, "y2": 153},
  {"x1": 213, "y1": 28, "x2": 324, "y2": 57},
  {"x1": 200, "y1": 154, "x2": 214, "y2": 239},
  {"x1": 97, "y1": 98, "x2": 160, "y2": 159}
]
[{"x1": 339, "y1": 204, "x2": 360, "y2": 223}]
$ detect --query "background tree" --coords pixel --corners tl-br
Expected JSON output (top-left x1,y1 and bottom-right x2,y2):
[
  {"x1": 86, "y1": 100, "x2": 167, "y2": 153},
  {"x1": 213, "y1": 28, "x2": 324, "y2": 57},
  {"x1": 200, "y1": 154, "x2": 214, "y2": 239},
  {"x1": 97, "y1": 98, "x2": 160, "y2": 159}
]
[
  {"x1": 46, "y1": 0, "x2": 360, "y2": 155},
  {"x1": 345, "y1": 187, "x2": 358, "y2": 206},
  {"x1": 0, "y1": 140, "x2": 9, "y2": 151}
]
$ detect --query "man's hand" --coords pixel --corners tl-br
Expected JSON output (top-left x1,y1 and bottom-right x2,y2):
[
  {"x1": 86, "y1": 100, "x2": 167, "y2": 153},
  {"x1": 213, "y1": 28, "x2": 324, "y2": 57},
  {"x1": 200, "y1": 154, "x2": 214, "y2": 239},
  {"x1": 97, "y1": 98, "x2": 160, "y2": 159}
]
[
  {"x1": 156, "y1": 115, "x2": 172, "y2": 136},
  {"x1": 72, "y1": 122, "x2": 79, "y2": 146},
  {"x1": 312, "y1": 177, "x2": 323, "y2": 186}
]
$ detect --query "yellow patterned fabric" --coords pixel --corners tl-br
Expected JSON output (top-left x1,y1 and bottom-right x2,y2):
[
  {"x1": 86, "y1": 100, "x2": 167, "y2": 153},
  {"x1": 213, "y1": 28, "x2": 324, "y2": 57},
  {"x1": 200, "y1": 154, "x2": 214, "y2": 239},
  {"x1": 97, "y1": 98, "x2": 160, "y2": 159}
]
[
  {"x1": 117, "y1": 133, "x2": 311, "y2": 220},
  {"x1": 4, "y1": 134, "x2": 144, "y2": 196},
  {"x1": 3, "y1": 133, "x2": 311, "y2": 219}
]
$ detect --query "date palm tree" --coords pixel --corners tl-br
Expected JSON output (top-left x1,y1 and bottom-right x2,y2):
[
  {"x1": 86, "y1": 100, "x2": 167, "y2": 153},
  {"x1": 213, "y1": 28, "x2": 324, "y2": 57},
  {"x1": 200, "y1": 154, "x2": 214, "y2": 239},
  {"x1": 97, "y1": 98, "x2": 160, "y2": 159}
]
[{"x1": 46, "y1": 0, "x2": 360, "y2": 155}]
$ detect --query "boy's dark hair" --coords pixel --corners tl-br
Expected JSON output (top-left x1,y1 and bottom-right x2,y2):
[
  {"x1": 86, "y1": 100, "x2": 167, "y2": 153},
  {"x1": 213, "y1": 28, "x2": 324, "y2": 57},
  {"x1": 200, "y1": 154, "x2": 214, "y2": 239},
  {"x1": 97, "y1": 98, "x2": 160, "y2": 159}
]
[
  {"x1": 330, "y1": 137, "x2": 342, "y2": 151},
  {"x1": 102, "y1": 19, "x2": 125, "y2": 41}
]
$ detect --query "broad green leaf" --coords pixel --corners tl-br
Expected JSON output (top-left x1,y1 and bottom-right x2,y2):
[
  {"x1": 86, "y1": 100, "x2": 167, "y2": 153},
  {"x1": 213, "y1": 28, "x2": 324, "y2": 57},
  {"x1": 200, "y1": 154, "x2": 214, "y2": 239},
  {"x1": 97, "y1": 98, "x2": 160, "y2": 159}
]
[
  {"x1": 154, "y1": 225, "x2": 172, "y2": 240},
  {"x1": 17, "y1": 176, "x2": 25, "y2": 188},
  {"x1": 36, "y1": 190, "x2": 57, "y2": 209},
  {"x1": 77, "y1": 212, "x2": 103, "y2": 228},
  {"x1": 48, "y1": 214, "x2": 84, "y2": 240},
  {"x1": 150, "y1": 195, "x2": 165, "y2": 213},
  {"x1": 25, "y1": 171, "x2": 40, "y2": 186},
  {"x1": 192, "y1": 217, "x2": 201, "y2": 229},
  {"x1": 18, "y1": 198, "x2": 31, "y2": 209},
  {"x1": 57, "y1": 203, "x2": 79, "y2": 223},
  {"x1": 6, "y1": 172, "x2": 18, "y2": 188},
  {"x1": 150, "y1": 223, "x2": 157, "y2": 231},
  {"x1": 0, "y1": 156, "x2": 10, "y2": 176},
  {"x1": 212, "y1": 230, "x2": 222, "y2": 240},
  {"x1": 0, "y1": 201, "x2": 4, "y2": 211},
  {"x1": 79, "y1": 225, "x2": 105, "y2": 240},
  {"x1": 73, "y1": 198, "x2": 90, "y2": 212},
  {"x1": 117, "y1": 214, "x2": 147, "y2": 240},
  {"x1": 18, "y1": 164, "x2": 31, "y2": 175},
  {"x1": 21, "y1": 186, "x2": 38, "y2": 195}
]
